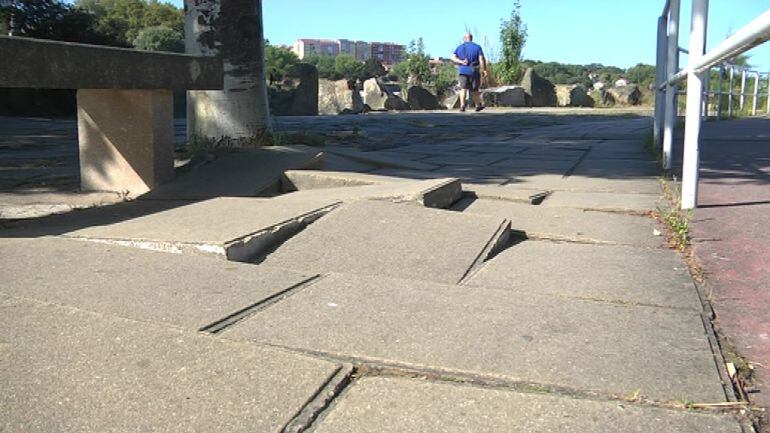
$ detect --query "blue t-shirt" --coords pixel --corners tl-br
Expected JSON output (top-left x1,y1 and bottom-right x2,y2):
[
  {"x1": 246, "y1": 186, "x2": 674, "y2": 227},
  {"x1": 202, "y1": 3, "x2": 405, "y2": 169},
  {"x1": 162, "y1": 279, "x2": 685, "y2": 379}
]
[{"x1": 454, "y1": 42, "x2": 484, "y2": 76}]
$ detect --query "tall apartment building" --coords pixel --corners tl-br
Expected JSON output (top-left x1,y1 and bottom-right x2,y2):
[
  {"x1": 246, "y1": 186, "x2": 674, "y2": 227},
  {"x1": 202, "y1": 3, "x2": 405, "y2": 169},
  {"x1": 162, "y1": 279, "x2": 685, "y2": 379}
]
[
  {"x1": 354, "y1": 41, "x2": 371, "y2": 61},
  {"x1": 370, "y1": 42, "x2": 405, "y2": 66},
  {"x1": 292, "y1": 39, "x2": 339, "y2": 59},
  {"x1": 292, "y1": 38, "x2": 403, "y2": 65}
]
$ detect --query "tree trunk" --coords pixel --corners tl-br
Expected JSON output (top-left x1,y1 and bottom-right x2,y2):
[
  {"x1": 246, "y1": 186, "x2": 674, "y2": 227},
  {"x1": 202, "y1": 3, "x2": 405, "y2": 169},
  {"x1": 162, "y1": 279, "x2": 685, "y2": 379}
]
[{"x1": 185, "y1": 0, "x2": 271, "y2": 140}]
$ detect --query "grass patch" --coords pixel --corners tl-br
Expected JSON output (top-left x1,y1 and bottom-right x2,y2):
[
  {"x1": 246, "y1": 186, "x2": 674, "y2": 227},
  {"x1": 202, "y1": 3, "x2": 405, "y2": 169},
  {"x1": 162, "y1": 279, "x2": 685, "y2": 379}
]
[
  {"x1": 656, "y1": 178, "x2": 691, "y2": 251},
  {"x1": 184, "y1": 131, "x2": 327, "y2": 160}
]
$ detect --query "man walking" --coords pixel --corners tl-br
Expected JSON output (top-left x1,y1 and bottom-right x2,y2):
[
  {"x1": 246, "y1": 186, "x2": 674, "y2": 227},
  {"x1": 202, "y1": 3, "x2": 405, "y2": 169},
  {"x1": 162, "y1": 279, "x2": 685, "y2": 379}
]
[{"x1": 452, "y1": 33, "x2": 488, "y2": 112}]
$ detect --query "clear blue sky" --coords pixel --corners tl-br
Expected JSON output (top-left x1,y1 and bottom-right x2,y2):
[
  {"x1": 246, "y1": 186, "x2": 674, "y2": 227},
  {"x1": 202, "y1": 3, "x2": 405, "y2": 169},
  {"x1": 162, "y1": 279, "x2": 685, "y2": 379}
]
[{"x1": 167, "y1": 0, "x2": 770, "y2": 70}]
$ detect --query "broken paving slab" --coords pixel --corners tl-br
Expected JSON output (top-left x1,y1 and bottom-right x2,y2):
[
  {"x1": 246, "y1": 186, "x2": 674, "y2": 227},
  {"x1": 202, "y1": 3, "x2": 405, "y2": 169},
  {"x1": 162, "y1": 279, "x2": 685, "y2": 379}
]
[
  {"x1": 281, "y1": 170, "x2": 411, "y2": 190},
  {"x1": 223, "y1": 272, "x2": 728, "y2": 402},
  {"x1": 261, "y1": 200, "x2": 509, "y2": 284},
  {"x1": 543, "y1": 190, "x2": 662, "y2": 213},
  {"x1": 465, "y1": 241, "x2": 702, "y2": 310},
  {"x1": 281, "y1": 177, "x2": 462, "y2": 209},
  {"x1": 65, "y1": 196, "x2": 341, "y2": 262},
  {"x1": 0, "y1": 237, "x2": 316, "y2": 331},
  {"x1": 313, "y1": 377, "x2": 742, "y2": 433},
  {"x1": 141, "y1": 145, "x2": 324, "y2": 200},
  {"x1": 456, "y1": 198, "x2": 665, "y2": 247},
  {"x1": 0, "y1": 294, "x2": 343, "y2": 433}
]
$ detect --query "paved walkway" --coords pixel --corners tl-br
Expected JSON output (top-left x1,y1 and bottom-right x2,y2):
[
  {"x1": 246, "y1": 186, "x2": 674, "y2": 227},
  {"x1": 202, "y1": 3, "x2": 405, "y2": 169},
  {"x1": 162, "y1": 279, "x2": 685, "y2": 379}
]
[
  {"x1": 0, "y1": 110, "x2": 751, "y2": 432},
  {"x1": 676, "y1": 117, "x2": 770, "y2": 416}
]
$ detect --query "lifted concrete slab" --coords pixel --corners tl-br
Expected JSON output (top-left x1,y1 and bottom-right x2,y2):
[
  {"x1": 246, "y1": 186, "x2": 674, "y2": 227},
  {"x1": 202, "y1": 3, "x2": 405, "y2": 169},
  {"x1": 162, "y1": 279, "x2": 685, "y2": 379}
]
[
  {"x1": 65, "y1": 196, "x2": 340, "y2": 262},
  {"x1": 0, "y1": 237, "x2": 315, "y2": 331},
  {"x1": 466, "y1": 241, "x2": 702, "y2": 310},
  {"x1": 456, "y1": 198, "x2": 664, "y2": 247},
  {"x1": 142, "y1": 146, "x2": 324, "y2": 200},
  {"x1": 0, "y1": 294, "x2": 341, "y2": 433},
  {"x1": 224, "y1": 272, "x2": 727, "y2": 402},
  {"x1": 261, "y1": 200, "x2": 510, "y2": 284},
  {"x1": 282, "y1": 178, "x2": 462, "y2": 209},
  {"x1": 282, "y1": 170, "x2": 410, "y2": 190},
  {"x1": 313, "y1": 377, "x2": 742, "y2": 433}
]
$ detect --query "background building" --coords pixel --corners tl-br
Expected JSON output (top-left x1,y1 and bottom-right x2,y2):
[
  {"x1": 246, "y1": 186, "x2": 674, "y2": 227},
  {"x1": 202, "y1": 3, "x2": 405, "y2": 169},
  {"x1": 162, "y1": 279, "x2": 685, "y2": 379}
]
[
  {"x1": 292, "y1": 38, "x2": 403, "y2": 65},
  {"x1": 292, "y1": 39, "x2": 339, "y2": 59}
]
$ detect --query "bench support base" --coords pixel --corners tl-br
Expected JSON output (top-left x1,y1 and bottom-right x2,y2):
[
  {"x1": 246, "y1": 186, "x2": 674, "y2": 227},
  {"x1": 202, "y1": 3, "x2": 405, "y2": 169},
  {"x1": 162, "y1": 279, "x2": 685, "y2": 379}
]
[{"x1": 77, "y1": 89, "x2": 174, "y2": 195}]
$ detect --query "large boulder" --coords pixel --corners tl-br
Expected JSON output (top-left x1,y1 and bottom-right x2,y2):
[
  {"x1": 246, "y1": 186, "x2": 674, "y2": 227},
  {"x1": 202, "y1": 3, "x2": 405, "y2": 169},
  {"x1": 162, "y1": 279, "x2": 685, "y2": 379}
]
[
  {"x1": 443, "y1": 93, "x2": 460, "y2": 109},
  {"x1": 406, "y1": 85, "x2": 442, "y2": 110},
  {"x1": 363, "y1": 78, "x2": 410, "y2": 111},
  {"x1": 268, "y1": 63, "x2": 318, "y2": 116},
  {"x1": 318, "y1": 79, "x2": 365, "y2": 115},
  {"x1": 520, "y1": 68, "x2": 557, "y2": 107},
  {"x1": 555, "y1": 84, "x2": 593, "y2": 107},
  {"x1": 480, "y1": 86, "x2": 527, "y2": 107},
  {"x1": 607, "y1": 85, "x2": 642, "y2": 106}
]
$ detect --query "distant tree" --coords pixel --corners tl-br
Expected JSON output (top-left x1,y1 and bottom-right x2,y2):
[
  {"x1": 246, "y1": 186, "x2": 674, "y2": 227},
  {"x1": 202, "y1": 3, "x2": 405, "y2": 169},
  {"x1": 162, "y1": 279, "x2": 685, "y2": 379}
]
[
  {"x1": 304, "y1": 53, "x2": 338, "y2": 79},
  {"x1": 433, "y1": 63, "x2": 458, "y2": 96},
  {"x1": 0, "y1": 0, "x2": 110, "y2": 44},
  {"x1": 333, "y1": 54, "x2": 364, "y2": 81},
  {"x1": 402, "y1": 37, "x2": 431, "y2": 84},
  {"x1": 76, "y1": 0, "x2": 183, "y2": 47},
  {"x1": 265, "y1": 43, "x2": 300, "y2": 79},
  {"x1": 626, "y1": 63, "x2": 656, "y2": 87},
  {"x1": 133, "y1": 25, "x2": 183, "y2": 52},
  {"x1": 497, "y1": 0, "x2": 527, "y2": 84},
  {"x1": 362, "y1": 58, "x2": 387, "y2": 79}
]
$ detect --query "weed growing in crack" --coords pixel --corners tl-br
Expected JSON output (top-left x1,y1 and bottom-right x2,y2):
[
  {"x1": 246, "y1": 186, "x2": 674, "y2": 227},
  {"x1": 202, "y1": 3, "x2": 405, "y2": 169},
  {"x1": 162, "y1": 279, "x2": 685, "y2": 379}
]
[{"x1": 656, "y1": 178, "x2": 692, "y2": 251}]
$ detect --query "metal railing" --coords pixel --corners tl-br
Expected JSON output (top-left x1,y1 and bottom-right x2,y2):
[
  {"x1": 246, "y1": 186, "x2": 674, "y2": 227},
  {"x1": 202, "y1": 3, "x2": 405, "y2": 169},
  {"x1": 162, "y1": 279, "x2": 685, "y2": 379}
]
[{"x1": 654, "y1": 1, "x2": 770, "y2": 209}]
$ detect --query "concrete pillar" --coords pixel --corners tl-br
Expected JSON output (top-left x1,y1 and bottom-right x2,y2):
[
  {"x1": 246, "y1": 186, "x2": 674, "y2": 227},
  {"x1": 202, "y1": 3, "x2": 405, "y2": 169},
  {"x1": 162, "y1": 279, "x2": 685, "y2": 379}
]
[
  {"x1": 185, "y1": 0, "x2": 271, "y2": 140},
  {"x1": 662, "y1": 0, "x2": 681, "y2": 171},
  {"x1": 77, "y1": 89, "x2": 174, "y2": 195}
]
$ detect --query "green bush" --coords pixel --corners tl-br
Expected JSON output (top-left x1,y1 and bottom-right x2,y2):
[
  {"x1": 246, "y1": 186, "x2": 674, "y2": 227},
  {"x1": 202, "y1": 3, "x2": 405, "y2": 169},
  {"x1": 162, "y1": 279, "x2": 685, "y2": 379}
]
[{"x1": 133, "y1": 25, "x2": 183, "y2": 53}]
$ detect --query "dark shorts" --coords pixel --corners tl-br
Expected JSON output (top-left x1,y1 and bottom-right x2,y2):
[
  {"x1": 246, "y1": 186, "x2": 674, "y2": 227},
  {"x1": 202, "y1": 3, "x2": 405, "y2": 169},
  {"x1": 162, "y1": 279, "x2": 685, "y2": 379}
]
[{"x1": 459, "y1": 72, "x2": 481, "y2": 91}]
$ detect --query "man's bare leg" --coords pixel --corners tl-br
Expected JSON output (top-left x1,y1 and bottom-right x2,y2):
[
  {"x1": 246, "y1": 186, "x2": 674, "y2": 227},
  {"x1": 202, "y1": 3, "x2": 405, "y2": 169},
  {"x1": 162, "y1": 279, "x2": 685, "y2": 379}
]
[
  {"x1": 459, "y1": 89, "x2": 468, "y2": 111},
  {"x1": 472, "y1": 91, "x2": 485, "y2": 111}
]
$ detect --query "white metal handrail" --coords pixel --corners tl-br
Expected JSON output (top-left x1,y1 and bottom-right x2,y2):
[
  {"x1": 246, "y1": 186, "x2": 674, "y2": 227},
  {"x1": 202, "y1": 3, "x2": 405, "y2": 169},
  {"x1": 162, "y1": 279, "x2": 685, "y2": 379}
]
[{"x1": 654, "y1": 1, "x2": 770, "y2": 209}]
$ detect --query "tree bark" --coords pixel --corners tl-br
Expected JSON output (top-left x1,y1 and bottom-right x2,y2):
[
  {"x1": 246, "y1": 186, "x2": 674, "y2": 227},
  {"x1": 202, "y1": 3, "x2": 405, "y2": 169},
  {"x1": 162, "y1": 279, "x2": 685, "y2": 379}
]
[{"x1": 185, "y1": 0, "x2": 271, "y2": 140}]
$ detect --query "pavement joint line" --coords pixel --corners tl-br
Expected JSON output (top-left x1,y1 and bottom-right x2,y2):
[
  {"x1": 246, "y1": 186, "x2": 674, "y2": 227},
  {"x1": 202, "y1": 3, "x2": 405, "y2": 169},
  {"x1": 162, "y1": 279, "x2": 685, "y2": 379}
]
[
  {"x1": 523, "y1": 232, "x2": 666, "y2": 248},
  {"x1": 456, "y1": 219, "x2": 511, "y2": 285},
  {"x1": 281, "y1": 363, "x2": 356, "y2": 433},
  {"x1": 237, "y1": 340, "x2": 745, "y2": 418},
  {"x1": 565, "y1": 295, "x2": 702, "y2": 313},
  {"x1": 561, "y1": 147, "x2": 593, "y2": 178},
  {"x1": 199, "y1": 275, "x2": 326, "y2": 335}
]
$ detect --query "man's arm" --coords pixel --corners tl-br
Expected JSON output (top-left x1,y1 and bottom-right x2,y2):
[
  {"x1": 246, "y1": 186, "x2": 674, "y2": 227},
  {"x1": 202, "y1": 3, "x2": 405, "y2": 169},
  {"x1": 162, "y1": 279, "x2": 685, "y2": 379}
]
[
  {"x1": 479, "y1": 54, "x2": 488, "y2": 76},
  {"x1": 451, "y1": 53, "x2": 468, "y2": 65}
]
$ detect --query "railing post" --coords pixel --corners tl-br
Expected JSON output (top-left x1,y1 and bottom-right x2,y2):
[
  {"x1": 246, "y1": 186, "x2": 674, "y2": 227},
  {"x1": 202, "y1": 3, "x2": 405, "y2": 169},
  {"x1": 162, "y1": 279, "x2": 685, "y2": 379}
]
[
  {"x1": 703, "y1": 69, "x2": 710, "y2": 120},
  {"x1": 766, "y1": 72, "x2": 770, "y2": 113},
  {"x1": 663, "y1": 0, "x2": 681, "y2": 171},
  {"x1": 740, "y1": 69, "x2": 747, "y2": 110},
  {"x1": 654, "y1": 15, "x2": 669, "y2": 147},
  {"x1": 753, "y1": 71, "x2": 760, "y2": 115},
  {"x1": 681, "y1": 0, "x2": 709, "y2": 210},
  {"x1": 728, "y1": 67, "x2": 734, "y2": 117},
  {"x1": 716, "y1": 64, "x2": 723, "y2": 119}
]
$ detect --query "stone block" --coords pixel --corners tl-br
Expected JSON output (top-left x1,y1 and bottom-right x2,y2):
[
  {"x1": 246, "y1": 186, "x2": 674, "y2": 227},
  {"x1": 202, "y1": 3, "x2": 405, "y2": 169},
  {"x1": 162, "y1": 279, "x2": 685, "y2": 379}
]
[{"x1": 77, "y1": 89, "x2": 174, "y2": 195}]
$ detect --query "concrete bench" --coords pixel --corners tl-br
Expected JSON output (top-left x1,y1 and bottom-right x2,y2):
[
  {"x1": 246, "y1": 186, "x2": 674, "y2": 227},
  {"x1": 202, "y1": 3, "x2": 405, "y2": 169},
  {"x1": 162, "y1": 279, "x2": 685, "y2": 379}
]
[{"x1": 0, "y1": 36, "x2": 223, "y2": 195}]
